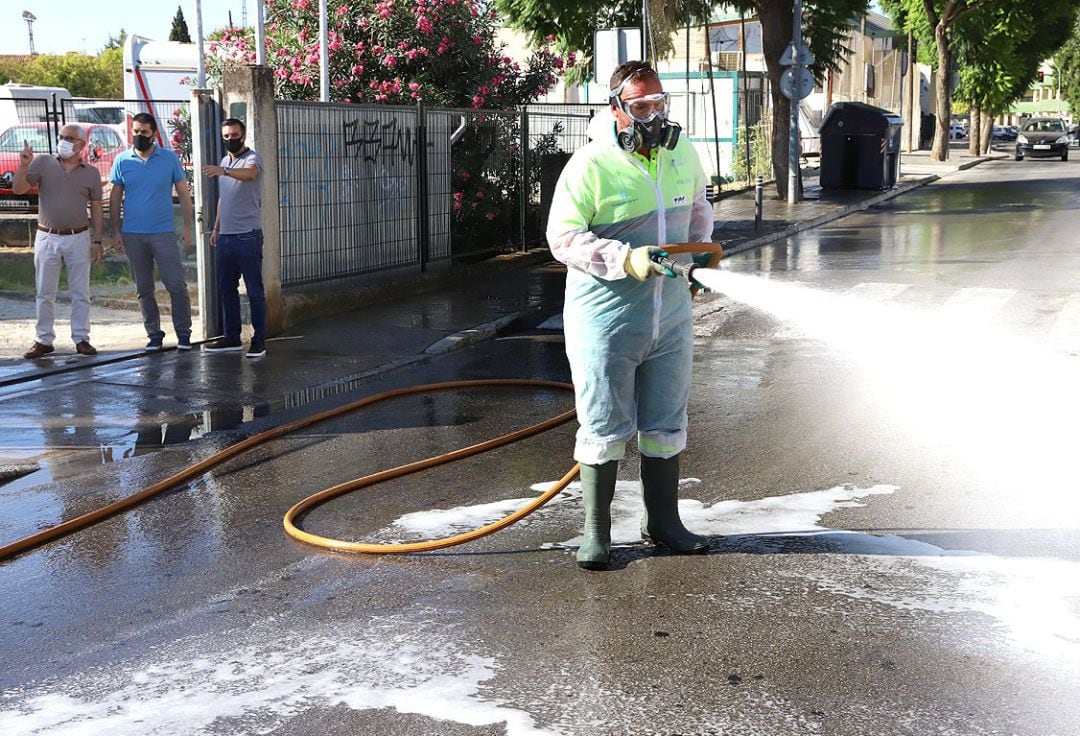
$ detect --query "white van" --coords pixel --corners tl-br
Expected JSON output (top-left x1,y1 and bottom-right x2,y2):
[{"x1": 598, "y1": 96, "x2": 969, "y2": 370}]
[{"x1": 0, "y1": 84, "x2": 72, "y2": 137}]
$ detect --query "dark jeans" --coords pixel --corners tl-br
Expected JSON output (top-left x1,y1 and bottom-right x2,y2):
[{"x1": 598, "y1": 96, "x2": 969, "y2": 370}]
[{"x1": 216, "y1": 229, "x2": 267, "y2": 342}]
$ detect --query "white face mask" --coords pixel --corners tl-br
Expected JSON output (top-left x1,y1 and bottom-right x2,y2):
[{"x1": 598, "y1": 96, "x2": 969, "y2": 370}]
[{"x1": 57, "y1": 140, "x2": 78, "y2": 159}]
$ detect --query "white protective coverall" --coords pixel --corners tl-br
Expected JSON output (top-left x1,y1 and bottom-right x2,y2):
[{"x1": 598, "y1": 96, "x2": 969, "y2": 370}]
[{"x1": 546, "y1": 109, "x2": 714, "y2": 464}]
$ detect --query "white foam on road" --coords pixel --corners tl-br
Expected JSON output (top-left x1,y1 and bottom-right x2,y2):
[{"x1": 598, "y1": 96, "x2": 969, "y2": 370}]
[
  {"x1": 391, "y1": 480, "x2": 1080, "y2": 661},
  {"x1": 0, "y1": 617, "x2": 561, "y2": 736}
]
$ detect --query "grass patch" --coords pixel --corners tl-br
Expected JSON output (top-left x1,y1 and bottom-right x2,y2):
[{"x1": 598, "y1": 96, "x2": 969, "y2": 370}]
[{"x1": 0, "y1": 255, "x2": 132, "y2": 293}]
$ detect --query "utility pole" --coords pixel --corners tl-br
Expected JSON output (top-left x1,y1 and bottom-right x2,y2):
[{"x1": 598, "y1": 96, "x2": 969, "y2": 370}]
[{"x1": 780, "y1": 0, "x2": 812, "y2": 204}]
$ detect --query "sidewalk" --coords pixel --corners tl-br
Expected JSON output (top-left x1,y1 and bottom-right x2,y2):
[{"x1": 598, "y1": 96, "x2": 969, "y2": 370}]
[{"x1": 0, "y1": 146, "x2": 1002, "y2": 390}]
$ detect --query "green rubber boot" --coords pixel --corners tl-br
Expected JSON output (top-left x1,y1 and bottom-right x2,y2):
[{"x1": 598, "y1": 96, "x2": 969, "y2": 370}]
[
  {"x1": 640, "y1": 454, "x2": 709, "y2": 554},
  {"x1": 576, "y1": 461, "x2": 619, "y2": 570}
]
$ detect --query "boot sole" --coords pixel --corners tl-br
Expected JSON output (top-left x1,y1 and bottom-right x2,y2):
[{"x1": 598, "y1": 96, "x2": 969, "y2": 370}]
[
  {"x1": 642, "y1": 534, "x2": 710, "y2": 555},
  {"x1": 577, "y1": 559, "x2": 610, "y2": 571}
]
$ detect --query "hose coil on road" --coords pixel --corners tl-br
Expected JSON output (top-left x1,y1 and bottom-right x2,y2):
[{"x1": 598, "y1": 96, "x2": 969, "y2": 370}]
[{"x1": 0, "y1": 243, "x2": 722, "y2": 562}]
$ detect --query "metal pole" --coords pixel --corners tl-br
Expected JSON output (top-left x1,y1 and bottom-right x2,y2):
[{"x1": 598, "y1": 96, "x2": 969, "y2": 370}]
[
  {"x1": 788, "y1": 0, "x2": 802, "y2": 204},
  {"x1": 416, "y1": 102, "x2": 429, "y2": 272},
  {"x1": 195, "y1": 0, "x2": 207, "y2": 88},
  {"x1": 255, "y1": 0, "x2": 266, "y2": 66},
  {"x1": 755, "y1": 175, "x2": 763, "y2": 231},
  {"x1": 519, "y1": 106, "x2": 529, "y2": 252},
  {"x1": 319, "y1": 0, "x2": 329, "y2": 102},
  {"x1": 741, "y1": 12, "x2": 751, "y2": 186},
  {"x1": 642, "y1": 0, "x2": 648, "y2": 62}
]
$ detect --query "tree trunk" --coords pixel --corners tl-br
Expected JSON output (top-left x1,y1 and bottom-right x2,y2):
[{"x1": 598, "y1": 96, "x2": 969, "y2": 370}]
[
  {"x1": 981, "y1": 111, "x2": 993, "y2": 155},
  {"x1": 759, "y1": 0, "x2": 793, "y2": 199},
  {"x1": 968, "y1": 107, "x2": 980, "y2": 156},
  {"x1": 932, "y1": 21, "x2": 951, "y2": 162}
]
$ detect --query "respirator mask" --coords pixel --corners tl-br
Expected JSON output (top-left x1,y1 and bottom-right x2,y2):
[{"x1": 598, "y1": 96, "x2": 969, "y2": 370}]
[{"x1": 610, "y1": 88, "x2": 681, "y2": 153}]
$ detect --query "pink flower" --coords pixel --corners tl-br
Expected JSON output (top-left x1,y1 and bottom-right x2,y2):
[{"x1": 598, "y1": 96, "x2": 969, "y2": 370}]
[
  {"x1": 472, "y1": 34, "x2": 483, "y2": 46},
  {"x1": 383, "y1": 54, "x2": 397, "y2": 67},
  {"x1": 460, "y1": 171, "x2": 470, "y2": 180},
  {"x1": 471, "y1": 95, "x2": 484, "y2": 108},
  {"x1": 452, "y1": 192, "x2": 463, "y2": 201},
  {"x1": 485, "y1": 211, "x2": 497, "y2": 220},
  {"x1": 408, "y1": 82, "x2": 421, "y2": 91},
  {"x1": 475, "y1": 190, "x2": 485, "y2": 199}
]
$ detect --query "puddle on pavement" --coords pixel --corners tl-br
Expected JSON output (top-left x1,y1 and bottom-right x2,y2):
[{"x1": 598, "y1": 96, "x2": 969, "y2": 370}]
[{"x1": 0, "y1": 402, "x2": 275, "y2": 493}]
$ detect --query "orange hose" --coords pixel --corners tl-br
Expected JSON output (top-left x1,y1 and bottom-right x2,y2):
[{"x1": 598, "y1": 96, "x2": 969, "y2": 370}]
[
  {"x1": 0, "y1": 243, "x2": 724, "y2": 562},
  {"x1": 0, "y1": 379, "x2": 577, "y2": 562}
]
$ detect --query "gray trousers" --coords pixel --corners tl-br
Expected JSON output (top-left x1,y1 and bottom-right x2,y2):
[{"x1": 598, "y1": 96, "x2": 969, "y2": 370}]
[{"x1": 123, "y1": 232, "x2": 192, "y2": 339}]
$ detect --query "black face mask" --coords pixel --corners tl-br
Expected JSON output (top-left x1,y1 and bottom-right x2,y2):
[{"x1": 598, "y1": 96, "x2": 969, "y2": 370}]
[
  {"x1": 223, "y1": 138, "x2": 245, "y2": 154},
  {"x1": 616, "y1": 115, "x2": 681, "y2": 153},
  {"x1": 133, "y1": 134, "x2": 154, "y2": 152}
]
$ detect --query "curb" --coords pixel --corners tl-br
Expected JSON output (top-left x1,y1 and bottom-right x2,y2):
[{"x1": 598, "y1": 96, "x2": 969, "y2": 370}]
[{"x1": 719, "y1": 175, "x2": 938, "y2": 258}]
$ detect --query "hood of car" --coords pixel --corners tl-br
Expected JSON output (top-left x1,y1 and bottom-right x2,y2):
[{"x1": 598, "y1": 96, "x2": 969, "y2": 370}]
[{"x1": 1022, "y1": 130, "x2": 1065, "y2": 143}]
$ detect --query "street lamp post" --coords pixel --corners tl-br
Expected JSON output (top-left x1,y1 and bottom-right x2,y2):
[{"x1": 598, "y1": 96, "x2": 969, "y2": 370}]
[{"x1": 22, "y1": 11, "x2": 36, "y2": 56}]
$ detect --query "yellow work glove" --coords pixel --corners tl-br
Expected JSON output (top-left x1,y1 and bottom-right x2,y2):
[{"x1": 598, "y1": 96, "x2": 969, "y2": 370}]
[{"x1": 624, "y1": 246, "x2": 669, "y2": 281}]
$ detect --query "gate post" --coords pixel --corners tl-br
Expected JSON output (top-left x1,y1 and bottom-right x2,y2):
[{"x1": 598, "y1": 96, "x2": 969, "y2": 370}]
[
  {"x1": 191, "y1": 88, "x2": 222, "y2": 340},
  {"x1": 222, "y1": 65, "x2": 283, "y2": 336}
]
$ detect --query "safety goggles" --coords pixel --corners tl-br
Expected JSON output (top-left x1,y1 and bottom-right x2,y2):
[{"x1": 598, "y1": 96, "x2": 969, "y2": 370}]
[{"x1": 612, "y1": 92, "x2": 670, "y2": 123}]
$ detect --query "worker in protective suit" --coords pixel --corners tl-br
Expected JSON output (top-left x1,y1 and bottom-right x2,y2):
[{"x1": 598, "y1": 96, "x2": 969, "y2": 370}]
[{"x1": 546, "y1": 60, "x2": 715, "y2": 570}]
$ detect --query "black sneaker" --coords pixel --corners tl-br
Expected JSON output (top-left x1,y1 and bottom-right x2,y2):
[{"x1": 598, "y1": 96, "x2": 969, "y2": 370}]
[
  {"x1": 146, "y1": 335, "x2": 164, "y2": 351},
  {"x1": 203, "y1": 337, "x2": 244, "y2": 352},
  {"x1": 176, "y1": 334, "x2": 192, "y2": 351},
  {"x1": 246, "y1": 340, "x2": 266, "y2": 359}
]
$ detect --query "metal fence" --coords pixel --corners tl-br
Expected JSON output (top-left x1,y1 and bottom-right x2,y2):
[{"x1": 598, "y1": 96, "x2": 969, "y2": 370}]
[
  {"x1": 276, "y1": 101, "x2": 452, "y2": 287},
  {"x1": 2, "y1": 99, "x2": 59, "y2": 154},
  {"x1": 275, "y1": 101, "x2": 603, "y2": 289},
  {"x1": 60, "y1": 98, "x2": 191, "y2": 167}
]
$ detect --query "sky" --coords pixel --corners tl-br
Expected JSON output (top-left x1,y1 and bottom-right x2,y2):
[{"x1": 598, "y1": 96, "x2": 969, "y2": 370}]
[{"x1": 1, "y1": 1, "x2": 253, "y2": 56}]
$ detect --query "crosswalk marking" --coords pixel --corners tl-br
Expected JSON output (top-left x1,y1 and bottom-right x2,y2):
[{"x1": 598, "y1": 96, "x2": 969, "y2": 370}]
[
  {"x1": 937, "y1": 287, "x2": 1017, "y2": 323},
  {"x1": 1048, "y1": 294, "x2": 1080, "y2": 356}
]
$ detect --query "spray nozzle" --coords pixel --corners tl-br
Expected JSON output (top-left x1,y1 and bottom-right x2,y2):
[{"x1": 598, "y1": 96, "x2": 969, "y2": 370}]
[{"x1": 650, "y1": 252, "x2": 696, "y2": 280}]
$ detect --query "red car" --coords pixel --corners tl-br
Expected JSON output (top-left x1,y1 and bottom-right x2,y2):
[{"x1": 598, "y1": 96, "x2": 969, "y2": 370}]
[{"x1": 0, "y1": 122, "x2": 126, "y2": 204}]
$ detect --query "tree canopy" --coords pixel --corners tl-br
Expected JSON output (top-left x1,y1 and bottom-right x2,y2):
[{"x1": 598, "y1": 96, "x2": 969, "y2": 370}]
[
  {"x1": 1054, "y1": 16, "x2": 1080, "y2": 121},
  {"x1": 170, "y1": 7, "x2": 192, "y2": 44},
  {"x1": 208, "y1": 0, "x2": 564, "y2": 108}
]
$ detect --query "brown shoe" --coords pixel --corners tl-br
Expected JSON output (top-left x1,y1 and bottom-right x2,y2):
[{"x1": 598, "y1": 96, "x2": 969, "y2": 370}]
[
  {"x1": 23, "y1": 342, "x2": 55, "y2": 359},
  {"x1": 75, "y1": 340, "x2": 98, "y2": 356}
]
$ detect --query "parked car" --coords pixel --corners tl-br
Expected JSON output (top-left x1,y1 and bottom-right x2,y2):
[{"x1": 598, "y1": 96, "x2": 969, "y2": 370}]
[
  {"x1": 0, "y1": 122, "x2": 126, "y2": 204},
  {"x1": 1015, "y1": 117, "x2": 1070, "y2": 161},
  {"x1": 72, "y1": 101, "x2": 129, "y2": 142},
  {"x1": 949, "y1": 122, "x2": 967, "y2": 139}
]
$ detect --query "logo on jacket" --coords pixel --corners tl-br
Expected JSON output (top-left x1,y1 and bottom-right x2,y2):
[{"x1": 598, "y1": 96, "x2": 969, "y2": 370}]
[{"x1": 673, "y1": 195, "x2": 687, "y2": 205}]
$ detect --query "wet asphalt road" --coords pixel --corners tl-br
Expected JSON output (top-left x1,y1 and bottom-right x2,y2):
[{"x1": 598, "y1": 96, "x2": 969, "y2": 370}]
[{"x1": 2, "y1": 158, "x2": 1080, "y2": 735}]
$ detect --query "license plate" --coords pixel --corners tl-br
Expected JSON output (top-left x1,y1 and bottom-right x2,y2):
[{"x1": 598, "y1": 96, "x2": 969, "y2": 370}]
[{"x1": 1034, "y1": 144, "x2": 1052, "y2": 150}]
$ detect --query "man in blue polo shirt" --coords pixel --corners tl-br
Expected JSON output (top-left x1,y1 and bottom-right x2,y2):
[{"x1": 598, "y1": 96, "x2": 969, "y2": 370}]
[{"x1": 109, "y1": 112, "x2": 194, "y2": 351}]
